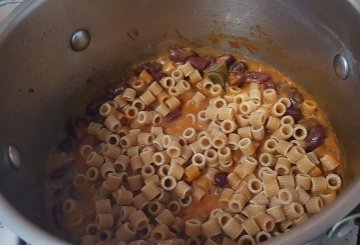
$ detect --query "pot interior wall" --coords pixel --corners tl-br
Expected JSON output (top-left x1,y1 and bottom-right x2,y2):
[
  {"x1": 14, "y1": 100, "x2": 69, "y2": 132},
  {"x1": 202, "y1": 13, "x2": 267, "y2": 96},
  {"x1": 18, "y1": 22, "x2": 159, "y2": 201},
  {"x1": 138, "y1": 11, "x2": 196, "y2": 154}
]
[{"x1": 0, "y1": 0, "x2": 359, "y2": 243}]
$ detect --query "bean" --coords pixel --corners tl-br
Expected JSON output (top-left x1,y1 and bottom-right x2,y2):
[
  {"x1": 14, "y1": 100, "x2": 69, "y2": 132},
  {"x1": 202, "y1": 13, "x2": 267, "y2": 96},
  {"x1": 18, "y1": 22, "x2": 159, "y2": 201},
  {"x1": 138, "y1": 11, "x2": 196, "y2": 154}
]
[
  {"x1": 66, "y1": 115, "x2": 88, "y2": 139},
  {"x1": 299, "y1": 118, "x2": 319, "y2": 129},
  {"x1": 214, "y1": 172, "x2": 229, "y2": 188},
  {"x1": 263, "y1": 81, "x2": 276, "y2": 90},
  {"x1": 305, "y1": 125, "x2": 326, "y2": 152},
  {"x1": 53, "y1": 188, "x2": 67, "y2": 200},
  {"x1": 69, "y1": 188, "x2": 83, "y2": 200},
  {"x1": 188, "y1": 56, "x2": 210, "y2": 71},
  {"x1": 50, "y1": 166, "x2": 70, "y2": 180},
  {"x1": 86, "y1": 95, "x2": 108, "y2": 115},
  {"x1": 245, "y1": 71, "x2": 272, "y2": 83},
  {"x1": 285, "y1": 105, "x2": 303, "y2": 122},
  {"x1": 283, "y1": 87, "x2": 304, "y2": 105},
  {"x1": 106, "y1": 82, "x2": 130, "y2": 98},
  {"x1": 217, "y1": 54, "x2": 236, "y2": 67},
  {"x1": 206, "y1": 56, "x2": 217, "y2": 66},
  {"x1": 229, "y1": 60, "x2": 248, "y2": 73},
  {"x1": 52, "y1": 202, "x2": 63, "y2": 230},
  {"x1": 166, "y1": 107, "x2": 182, "y2": 122},
  {"x1": 57, "y1": 137, "x2": 75, "y2": 153},
  {"x1": 169, "y1": 48, "x2": 198, "y2": 63},
  {"x1": 153, "y1": 72, "x2": 166, "y2": 82},
  {"x1": 144, "y1": 105, "x2": 154, "y2": 111}
]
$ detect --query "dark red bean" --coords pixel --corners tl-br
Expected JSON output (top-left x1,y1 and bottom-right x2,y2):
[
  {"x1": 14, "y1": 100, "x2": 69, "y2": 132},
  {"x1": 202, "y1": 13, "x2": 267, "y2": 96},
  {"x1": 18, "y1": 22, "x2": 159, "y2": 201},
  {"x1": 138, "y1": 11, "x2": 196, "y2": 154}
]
[
  {"x1": 57, "y1": 137, "x2": 75, "y2": 153},
  {"x1": 245, "y1": 71, "x2": 272, "y2": 83},
  {"x1": 283, "y1": 87, "x2": 304, "y2": 105},
  {"x1": 299, "y1": 118, "x2": 319, "y2": 130},
  {"x1": 214, "y1": 172, "x2": 229, "y2": 188},
  {"x1": 143, "y1": 62, "x2": 162, "y2": 75},
  {"x1": 69, "y1": 188, "x2": 83, "y2": 200},
  {"x1": 188, "y1": 56, "x2": 210, "y2": 71},
  {"x1": 263, "y1": 81, "x2": 276, "y2": 90},
  {"x1": 229, "y1": 61, "x2": 248, "y2": 73},
  {"x1": 217, "y1": 54, "x2": 236, "y2": 67},
  {"x1": 169, "y1": 48, "x2": 198, "y2": 63},
  {"x1": 86, "y1": 95, "x2": 108, "y2": 115},
  {"x1": 285, "y1": 105, "x2": 303, "y2": 122},
  {"x1": 50, "y1": 166, "x2": 70, "y2": 180},
  {"x1": 153, "y1": 72, "x2": 166, "y2": 82},
  {"x1": 144, "y1": 105, "x2": 154, "y2": 111},
  {"x1": 305, "y1": 125, "x2": 326, "y2": 152},
  {"x1": 53, "y1": 188, "x2": 67, "y2": 200},
  {"x1": 106, "y1": 82, "x2": 130, "y2": 98},
  {"x1": 52, "y1": 202, "x2": 63, "y2": 229},
  {"x1": 166, "y1": 107, "x2": 182, "y2": 122},
  {"x1": 206, "y1": 56, "x2": 217, "y2": 66},
  {"x1": 66, "y1": 115, "x2": 88, "y2": 139}
]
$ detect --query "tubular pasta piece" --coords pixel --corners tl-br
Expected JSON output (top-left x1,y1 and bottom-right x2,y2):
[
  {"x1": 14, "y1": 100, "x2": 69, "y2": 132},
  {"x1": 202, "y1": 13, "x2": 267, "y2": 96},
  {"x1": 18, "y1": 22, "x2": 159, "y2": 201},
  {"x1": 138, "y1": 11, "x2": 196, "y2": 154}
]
[
  {"x1": 320, "y1": 153, "x2": 340, "y2": 171},
  {"x1": 305, "y1": 196, "x2": 323, "y2": 214},
  {"x1": 266, "y1": 206, "x2": 286, "y2": 223},
  {"x1": 223, "y1": 217, "x2": 243, "y2": 240},
  {"x1": 278, "y1": 175, "x2": 295, "y2": 189},
  {"x1": 142, "y1": 181, "x2": 161, "y2": 200},
  {"x1": 241, "y1": 218, "x2": 261, "y2": 236},
  {"x1": 184, "y1": 164, "x2": 201, "y2": 182},
  {"x1": 115, "y1": 222, "x2": 136, "y2": 242},
  {"x1": 238, "y1": 138, "x2": 257, "y2": 155},
  {"x1": 175, "y1": 180, "x2": 192, "y2": 199},
  {"x1": 254, "y1": 212, "x2": 275, "y2": 232},
  {"x1": 202, "y1": 218, "x2": 221, "y2": 238},
  {"x1": 277, "y1": 188, "x2": 299, "y2": 205},
  {"x1": 311, "y1": 176, "x2": 327, "y2": 193}
]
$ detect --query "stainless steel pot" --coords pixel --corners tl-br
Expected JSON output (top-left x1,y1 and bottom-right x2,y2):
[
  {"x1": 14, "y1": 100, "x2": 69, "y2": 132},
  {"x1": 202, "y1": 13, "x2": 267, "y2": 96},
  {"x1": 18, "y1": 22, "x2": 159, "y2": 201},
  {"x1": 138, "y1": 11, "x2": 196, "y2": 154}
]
[{"x1": 0, "y1": 0, "x2": 360, "y2": 244}]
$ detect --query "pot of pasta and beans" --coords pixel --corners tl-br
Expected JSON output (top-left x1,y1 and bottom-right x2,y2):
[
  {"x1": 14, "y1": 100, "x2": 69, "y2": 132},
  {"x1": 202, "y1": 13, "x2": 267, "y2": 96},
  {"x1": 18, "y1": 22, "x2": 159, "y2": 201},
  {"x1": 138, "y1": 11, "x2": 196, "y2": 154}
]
[{"x1": 0, "y1": 0, "x2": 360, "y2": 244}]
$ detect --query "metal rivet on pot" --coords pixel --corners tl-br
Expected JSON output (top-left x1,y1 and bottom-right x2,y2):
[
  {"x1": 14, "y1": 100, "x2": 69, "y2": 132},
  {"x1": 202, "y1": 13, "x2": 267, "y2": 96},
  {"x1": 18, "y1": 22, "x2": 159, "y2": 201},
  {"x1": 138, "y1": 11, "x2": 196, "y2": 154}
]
[
  {"x1": 6, "y1": 144, "x2": 22, "y2": 170},
  {"x1": 70, "y1": 29, "x2": 91, "y2": 51},
  {"x1": 333, "y1": 53, "x2": 349, "y2": 80}
]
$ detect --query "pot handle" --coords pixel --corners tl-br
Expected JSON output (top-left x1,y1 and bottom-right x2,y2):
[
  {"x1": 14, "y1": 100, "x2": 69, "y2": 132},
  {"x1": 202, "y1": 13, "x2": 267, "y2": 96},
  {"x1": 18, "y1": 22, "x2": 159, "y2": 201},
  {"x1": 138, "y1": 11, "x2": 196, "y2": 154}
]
[{"x1": 326, "y1": 213, "x2": 360, "y2": 238}]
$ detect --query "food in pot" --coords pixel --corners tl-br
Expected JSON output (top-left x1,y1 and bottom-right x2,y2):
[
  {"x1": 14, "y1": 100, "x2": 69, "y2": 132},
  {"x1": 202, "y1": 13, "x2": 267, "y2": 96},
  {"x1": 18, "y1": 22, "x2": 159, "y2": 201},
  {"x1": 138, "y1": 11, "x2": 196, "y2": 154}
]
[{"x1": 47, "y1": 48, "x2": 342, "y2": 244}]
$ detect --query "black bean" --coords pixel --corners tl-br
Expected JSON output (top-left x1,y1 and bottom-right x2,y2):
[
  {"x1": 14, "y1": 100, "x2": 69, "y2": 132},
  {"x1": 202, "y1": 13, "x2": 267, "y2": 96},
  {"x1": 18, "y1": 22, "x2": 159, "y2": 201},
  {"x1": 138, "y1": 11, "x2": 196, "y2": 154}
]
[
  {"x1": 166, "y1": 107, "x2": 182, "y2": 122},
  {"x1": 285, "y1": 105, "x2": 303, "y2": 122},
  {"x1": 168, "y1": 48, "x2": 198, "y2": 63},
  {"x1": 188, "y1": 56, "x2": 210, "y2": 71},
  {"x1": 245, "y1": 71, "x2": 272, "y2": 83},
  {"x1": 106, "y1": 82, "x2": 130, "y2": 98},
  {"x1": 50, "y1": 166, "x2": 69, "y2": 180},
  {"x1": 305, "y1": 125, "x2": 326, "y2": 152},
  {"x1": 52, "y1": 202, "x2": 63, "y2": 230},
  {"x1": 86, "y1": 95, "x2": 108, "y2": 115},
  {"x1": 217, "y1": 54, "x2": 236, "y2": 67},
  {"x1": 57, "y1": 136, "x2": 75, "y2": 153},
  {"x1": 214, "y1": 172, "x2": 229, "y2": 188},
  {"x1": 229, "y1": 61, "x2": 248, "y2": 73}
]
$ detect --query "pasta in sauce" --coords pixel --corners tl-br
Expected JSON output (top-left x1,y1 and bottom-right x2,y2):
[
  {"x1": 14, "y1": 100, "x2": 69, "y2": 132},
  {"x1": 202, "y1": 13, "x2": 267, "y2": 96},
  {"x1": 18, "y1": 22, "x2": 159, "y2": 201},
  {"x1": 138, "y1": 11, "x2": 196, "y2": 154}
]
[{"x1": 47, "y1": 47, "x2": 342, "y2": 244}]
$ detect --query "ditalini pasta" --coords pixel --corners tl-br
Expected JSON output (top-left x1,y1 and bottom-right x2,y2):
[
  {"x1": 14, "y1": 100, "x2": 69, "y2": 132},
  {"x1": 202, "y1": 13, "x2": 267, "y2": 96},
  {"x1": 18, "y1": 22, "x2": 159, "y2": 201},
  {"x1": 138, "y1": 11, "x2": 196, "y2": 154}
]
[{"x1": 48, "y1": 48, "x2": 343, "y2": 244}]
